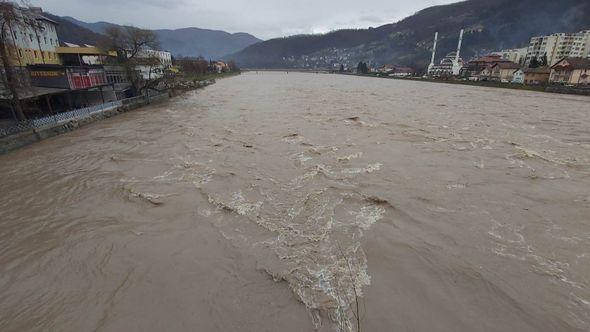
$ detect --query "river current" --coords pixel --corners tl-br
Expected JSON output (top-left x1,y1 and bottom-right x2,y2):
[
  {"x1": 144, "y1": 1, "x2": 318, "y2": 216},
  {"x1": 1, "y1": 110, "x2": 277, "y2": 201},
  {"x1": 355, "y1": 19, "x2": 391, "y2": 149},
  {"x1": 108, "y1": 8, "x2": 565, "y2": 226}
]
[{"x1": 1, "y1": 72, "x2": 589, "y2": 331}]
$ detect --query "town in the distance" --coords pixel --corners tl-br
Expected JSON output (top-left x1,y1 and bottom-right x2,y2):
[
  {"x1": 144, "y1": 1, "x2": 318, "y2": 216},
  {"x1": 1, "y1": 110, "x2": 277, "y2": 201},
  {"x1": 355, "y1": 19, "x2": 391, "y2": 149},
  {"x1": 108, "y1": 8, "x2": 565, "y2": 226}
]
[
  {"x1": 0, "y1": 3, "x2": 589, "y2": 130},
  {"x1": 342, "y1": 28, "x2": 590, "y2": 92}
]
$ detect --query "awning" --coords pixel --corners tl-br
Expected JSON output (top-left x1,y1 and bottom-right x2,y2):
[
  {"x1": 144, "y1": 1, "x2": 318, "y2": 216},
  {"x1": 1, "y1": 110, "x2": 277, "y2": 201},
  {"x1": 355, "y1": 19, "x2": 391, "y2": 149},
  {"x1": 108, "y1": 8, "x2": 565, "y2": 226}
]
[{"x1": 5, "y1": 87, "x2": 69, "y2": 101}]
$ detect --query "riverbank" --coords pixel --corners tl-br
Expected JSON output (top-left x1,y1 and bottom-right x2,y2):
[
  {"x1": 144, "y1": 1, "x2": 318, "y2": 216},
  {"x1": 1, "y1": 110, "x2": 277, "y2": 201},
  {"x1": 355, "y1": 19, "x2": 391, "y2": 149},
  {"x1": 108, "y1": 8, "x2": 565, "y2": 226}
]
[
  {"x1": 0, "y1": 94, "x2": 169, "y2": 155},
  {"x1": 246, "y1": 69, "x2": 590, "y2": 96},
  {"x1": 184, "y1": 71, "x2": 241, "y2": 83},
  {"x1": 0, "y1": 77, "x2": 224, "y2": 154},
  {"x1": 339, "y1": 72, "x2": 590, "y2": 96}
]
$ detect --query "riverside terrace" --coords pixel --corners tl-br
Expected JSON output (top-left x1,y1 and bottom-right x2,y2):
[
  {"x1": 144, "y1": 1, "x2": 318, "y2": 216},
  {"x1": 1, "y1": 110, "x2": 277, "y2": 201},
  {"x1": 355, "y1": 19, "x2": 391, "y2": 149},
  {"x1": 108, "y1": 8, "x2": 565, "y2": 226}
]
[{"x1": 0, "y1": 64, "x2": 123, "y2": 120}]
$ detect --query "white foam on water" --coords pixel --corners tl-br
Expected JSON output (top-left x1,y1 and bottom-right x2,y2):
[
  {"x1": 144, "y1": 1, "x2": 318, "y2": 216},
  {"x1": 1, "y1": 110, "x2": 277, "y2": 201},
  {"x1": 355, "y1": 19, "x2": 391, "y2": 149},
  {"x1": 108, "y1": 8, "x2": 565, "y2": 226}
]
[
  {"x1": 351, "y1": 205, "x2": 385, "y2": 230},
  {"x1": 341, "y1": 163, "x2": 382, "y2": 174},
  {"x1": 337, "y1": 152, "x2": 363, "y2": 162}
]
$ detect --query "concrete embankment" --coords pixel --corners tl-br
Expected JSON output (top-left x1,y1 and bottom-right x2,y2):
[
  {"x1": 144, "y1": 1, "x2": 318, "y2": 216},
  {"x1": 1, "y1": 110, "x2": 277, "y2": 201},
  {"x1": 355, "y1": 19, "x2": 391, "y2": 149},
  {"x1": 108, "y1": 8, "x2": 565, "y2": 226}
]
[
  {"x1": 248, "y1": 70, "x2": 590, "y2": 96},
  {"x1": 0, "y1": 80, "x2": 215, "y2": 155},
  {"x1": 0, "y1": 94, "x2": 169, "y2": 154},
  {"x1": 545, "y1": 85, "x2": 590, "y2": 96}
]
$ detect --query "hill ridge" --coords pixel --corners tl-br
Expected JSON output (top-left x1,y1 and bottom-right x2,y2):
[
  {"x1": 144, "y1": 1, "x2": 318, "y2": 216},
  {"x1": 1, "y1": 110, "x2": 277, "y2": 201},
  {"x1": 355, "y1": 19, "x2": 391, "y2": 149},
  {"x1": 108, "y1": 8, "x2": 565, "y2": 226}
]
[
  {"x1": 59, "y1": 16, "x2": 262, "y2": 59},
  {"x1": 228, "y1": 0, "x2": 590, "y2": 70}
]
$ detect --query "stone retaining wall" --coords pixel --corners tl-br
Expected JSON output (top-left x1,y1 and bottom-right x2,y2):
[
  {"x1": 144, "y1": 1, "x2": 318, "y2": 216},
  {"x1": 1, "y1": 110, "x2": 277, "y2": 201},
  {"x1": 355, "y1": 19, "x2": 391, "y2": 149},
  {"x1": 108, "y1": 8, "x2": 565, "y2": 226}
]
[
  {"x1": 545, "y1": 85, "x2": 590, "y2": 96},
  {"x1": 0, "y1": 93, "x2": 169, "y2": 155}
]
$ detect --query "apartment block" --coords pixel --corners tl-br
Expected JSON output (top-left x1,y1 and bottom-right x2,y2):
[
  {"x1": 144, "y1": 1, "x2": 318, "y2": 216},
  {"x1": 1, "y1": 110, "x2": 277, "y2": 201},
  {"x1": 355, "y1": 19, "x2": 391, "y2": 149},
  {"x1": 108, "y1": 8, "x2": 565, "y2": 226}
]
[{"x1": 525, "y1": 30, "x2": 590, "y2": 66}]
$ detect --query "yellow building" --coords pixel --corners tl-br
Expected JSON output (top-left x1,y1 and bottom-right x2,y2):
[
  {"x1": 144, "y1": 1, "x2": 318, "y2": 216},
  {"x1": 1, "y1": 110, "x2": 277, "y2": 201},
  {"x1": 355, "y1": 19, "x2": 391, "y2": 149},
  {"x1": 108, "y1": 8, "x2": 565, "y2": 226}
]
[
  {"x1": 523, "y1": 67, "x2": 551, "y2": 85},
  {"x1": 550, "y1": 57, "x2": 590, "y2": 85},
  {"x1": 56, "y1": 44, "x2": 112, "y2": 66},
  {"x1": 5, "y1": 7, "x2": 61, "y2": 66},
  {"x1": 490, "y1": 62, "x2": 521, "y2": 82}
]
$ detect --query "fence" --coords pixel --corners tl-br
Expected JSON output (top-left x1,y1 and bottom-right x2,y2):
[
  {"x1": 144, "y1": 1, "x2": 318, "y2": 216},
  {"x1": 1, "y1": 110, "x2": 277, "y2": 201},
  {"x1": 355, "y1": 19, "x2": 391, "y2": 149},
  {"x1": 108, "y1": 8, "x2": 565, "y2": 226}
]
[
  {"x1": 0, "y1": 100, "x2": 122, "y2": 138},
  {"x1": 121, "y1": 92, "x2": 169, "y2": 106},
  {"x1": 1, "y1": 92, "x2": 170, "y2": 138},
  {"x1": 0, "y1": 92, "x2": 171, "y2": 138}
]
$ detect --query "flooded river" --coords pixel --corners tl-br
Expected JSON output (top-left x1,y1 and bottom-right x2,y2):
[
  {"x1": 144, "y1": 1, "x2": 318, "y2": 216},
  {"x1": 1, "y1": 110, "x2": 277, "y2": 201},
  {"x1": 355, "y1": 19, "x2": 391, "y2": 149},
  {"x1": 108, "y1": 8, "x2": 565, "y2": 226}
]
[{"x1": 1, "y1": 72, "x2": 590, "y2": 331}]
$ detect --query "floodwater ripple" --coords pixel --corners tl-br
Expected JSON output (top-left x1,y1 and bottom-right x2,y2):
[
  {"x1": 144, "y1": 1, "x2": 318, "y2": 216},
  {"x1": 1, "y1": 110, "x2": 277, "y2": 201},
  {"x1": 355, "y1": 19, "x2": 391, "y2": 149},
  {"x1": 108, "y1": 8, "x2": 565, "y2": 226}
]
[{"x1": 1, "y1": 72, "x2": 589, "y2": 332}]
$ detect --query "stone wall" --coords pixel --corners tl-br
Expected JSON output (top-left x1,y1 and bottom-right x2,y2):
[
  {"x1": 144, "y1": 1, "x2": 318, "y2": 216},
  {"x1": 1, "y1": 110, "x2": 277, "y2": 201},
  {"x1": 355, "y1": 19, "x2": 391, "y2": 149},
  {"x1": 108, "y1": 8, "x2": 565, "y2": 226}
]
[
  {"x1": 545, "y1": 85, "x2": 590, "y2": 96},
  {"x1": 0, "y1": 93, "x2": 169, "y2": 155}
]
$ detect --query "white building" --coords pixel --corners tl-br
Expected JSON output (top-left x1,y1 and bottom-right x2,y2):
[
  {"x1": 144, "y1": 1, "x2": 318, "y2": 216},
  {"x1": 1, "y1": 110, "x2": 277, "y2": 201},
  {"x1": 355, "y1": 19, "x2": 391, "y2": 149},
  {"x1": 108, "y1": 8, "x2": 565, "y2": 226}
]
[
  {"x1": 511, "y1": 69, "x2": 524, "y2": 84},
  {"x1": 525, "y1": 30, "x2": 590, "y2": 66},
  {"x1": 493, "y1": 47, "x2": 528, "y2": 65},
  {"x1": 139, "y1": 49, "x2": 172, "y2": 67},
  {"x1": 429, "y1": 52, "x2": 464, "y2": 77},
  {"x1": 3, "y1": 6, "x2": 60, "y2": 66},
  {"x1": 428, "y1": 29, "x2": 465, "y2": 77},
  {"x1": 134, "y1": 48, "x2": 173, "y2": 80}
]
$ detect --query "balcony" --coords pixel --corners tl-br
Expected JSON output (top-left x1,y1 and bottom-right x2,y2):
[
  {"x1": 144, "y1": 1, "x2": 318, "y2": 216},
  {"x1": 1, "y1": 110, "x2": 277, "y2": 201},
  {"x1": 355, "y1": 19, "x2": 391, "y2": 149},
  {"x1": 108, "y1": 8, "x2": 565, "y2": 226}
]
[
  {"x1": 28, "y1": 65, "x2": 109, "y2": 91},
  {"x1": 67, "y1": 68, "x2": 107, "y2": 90}
]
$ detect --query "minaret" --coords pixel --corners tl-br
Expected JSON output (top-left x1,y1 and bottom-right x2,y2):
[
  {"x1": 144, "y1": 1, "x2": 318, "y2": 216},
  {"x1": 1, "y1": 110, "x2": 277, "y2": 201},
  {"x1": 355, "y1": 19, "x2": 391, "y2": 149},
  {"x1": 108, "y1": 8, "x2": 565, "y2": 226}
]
[
  {"x1": 428, "y1": 32, "x2": 438, "y2": 74},
  {"x1": 455, "y1": 29, "x2": 464, "y2": 63},
  {"x1": 453, "y1": 29, "x2": 465, "y2": 76}
]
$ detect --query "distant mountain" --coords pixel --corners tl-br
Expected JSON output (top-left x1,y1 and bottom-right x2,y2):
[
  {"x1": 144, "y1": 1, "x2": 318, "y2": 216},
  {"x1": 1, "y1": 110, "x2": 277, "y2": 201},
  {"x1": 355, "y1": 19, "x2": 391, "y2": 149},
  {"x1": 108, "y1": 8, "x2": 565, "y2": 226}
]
[
  {"x1": 229, "y1": 0, "x2": 590, "y2": 71},
  {"x1": 43, "y1": 13, "x2": 105, "y2": 46},
  {"x1": 60, "y1": 17, "x2": 118, "y2": 36},
  {"x1": 153, "y1": 28, "x2": 262, "y2": 59},
  {"x1": 61, "y1": 16, "x2": 262, "y2": 59}
]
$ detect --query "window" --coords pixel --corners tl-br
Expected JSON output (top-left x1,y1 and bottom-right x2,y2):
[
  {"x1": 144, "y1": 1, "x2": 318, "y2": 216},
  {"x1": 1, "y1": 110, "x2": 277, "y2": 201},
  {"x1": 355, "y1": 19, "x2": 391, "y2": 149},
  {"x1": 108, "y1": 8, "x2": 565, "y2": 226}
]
[
  {"x1": 34, "y1": 50, "x2": 38, "y2": 58},
  {"x1": 29, "y1": 34, "x2": 33, "y2": 42},
  {"x1": 50, "y1": 39, "x2": 53, "y2": 46},
  {"x1": 44, "y1": 37, "x2": 47, "y2": 44},
  {"x1": 13, "y1": 31, "x2": 17, "y2": 40},
  {"x1": 18, "y1": 49, "x2": 22, "y2": 57}
]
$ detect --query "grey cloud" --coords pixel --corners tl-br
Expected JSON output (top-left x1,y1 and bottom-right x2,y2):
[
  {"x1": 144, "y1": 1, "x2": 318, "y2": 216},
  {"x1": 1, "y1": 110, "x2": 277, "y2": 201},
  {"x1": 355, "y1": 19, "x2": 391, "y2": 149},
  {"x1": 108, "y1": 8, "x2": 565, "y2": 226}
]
[
  {"x1": 73, "y1": 0, "x2": 187, "y2": 8},
  {"x1": 37, "y1": 0, "x2": 456, "y2": 40},
  {"x1": 359, "y1": 16, "x2": 387, "y2": 23}
]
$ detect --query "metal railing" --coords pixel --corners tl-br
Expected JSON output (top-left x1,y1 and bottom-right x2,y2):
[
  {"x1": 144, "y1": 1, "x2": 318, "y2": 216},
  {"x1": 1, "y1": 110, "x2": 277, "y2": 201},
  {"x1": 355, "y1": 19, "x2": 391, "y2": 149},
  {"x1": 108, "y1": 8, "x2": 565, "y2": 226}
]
[
  {"x1": 121, "y1": 95, "x2": 147, "y2": 105},
  {"x1": 0, "y1": 92, "x2": 169, "y2": 138},
  {"x1": 121, "y1": 92, "x2": 168, "y2": 105},
  {"x1": 1, "y1": 100, "x2": 123, "y2": 138}
]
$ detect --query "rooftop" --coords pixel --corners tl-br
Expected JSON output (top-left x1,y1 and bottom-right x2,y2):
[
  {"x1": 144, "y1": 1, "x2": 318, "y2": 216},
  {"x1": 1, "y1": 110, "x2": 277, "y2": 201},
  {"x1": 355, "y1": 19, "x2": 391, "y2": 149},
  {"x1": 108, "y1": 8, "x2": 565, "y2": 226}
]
[
  {"x1": 493, "y1": 62, "x2": 521, "y2": 70},
  {"x1": 523, "y1": 67, "x2": 551, "y2": 74},
  {"x1": 552, "y1": 57, "x2": 590, "y2": 70}
]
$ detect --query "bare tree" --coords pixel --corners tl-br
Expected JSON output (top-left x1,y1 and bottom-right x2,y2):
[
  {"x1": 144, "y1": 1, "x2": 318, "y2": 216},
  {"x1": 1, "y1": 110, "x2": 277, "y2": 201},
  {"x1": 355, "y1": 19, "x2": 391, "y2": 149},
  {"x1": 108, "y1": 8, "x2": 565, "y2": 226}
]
[
  {"x1": 100, "y1": 25, "x2": 161, "y2": 96},
  {"x1": 138, "y1": 54, "x2": 167, "y2": 102},
  {"x1": 0, "y1": 1, "x2": 35, "y2": 120},
  {"x1": 227, "y1": 60, "x2": 239, "y2": 72},
  {"x1": 176, "y1": 56, "x2": 209, "y2": 77}
]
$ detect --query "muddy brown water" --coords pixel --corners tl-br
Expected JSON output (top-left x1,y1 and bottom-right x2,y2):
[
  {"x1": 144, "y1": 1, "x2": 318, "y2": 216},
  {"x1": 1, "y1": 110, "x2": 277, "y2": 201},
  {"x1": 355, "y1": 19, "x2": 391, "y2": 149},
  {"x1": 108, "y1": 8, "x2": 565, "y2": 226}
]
[{"x1": 1, "y1": 72, "x2": 589, "y2": 331}]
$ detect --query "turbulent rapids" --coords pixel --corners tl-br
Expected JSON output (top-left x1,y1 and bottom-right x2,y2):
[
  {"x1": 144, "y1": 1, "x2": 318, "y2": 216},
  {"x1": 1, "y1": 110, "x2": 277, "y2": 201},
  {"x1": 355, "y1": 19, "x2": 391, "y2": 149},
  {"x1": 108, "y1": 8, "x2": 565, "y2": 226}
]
[{"x1": 1, "y1": 72, "x2": 589, "y2": 331}]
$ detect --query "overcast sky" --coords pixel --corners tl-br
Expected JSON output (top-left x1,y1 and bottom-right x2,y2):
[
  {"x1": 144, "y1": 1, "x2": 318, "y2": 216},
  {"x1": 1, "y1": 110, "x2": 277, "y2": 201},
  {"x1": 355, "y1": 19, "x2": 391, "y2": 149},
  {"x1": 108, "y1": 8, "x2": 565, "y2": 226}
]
[{"x1": 35, "y1": 0, "x2": 456, "y2": 40}]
